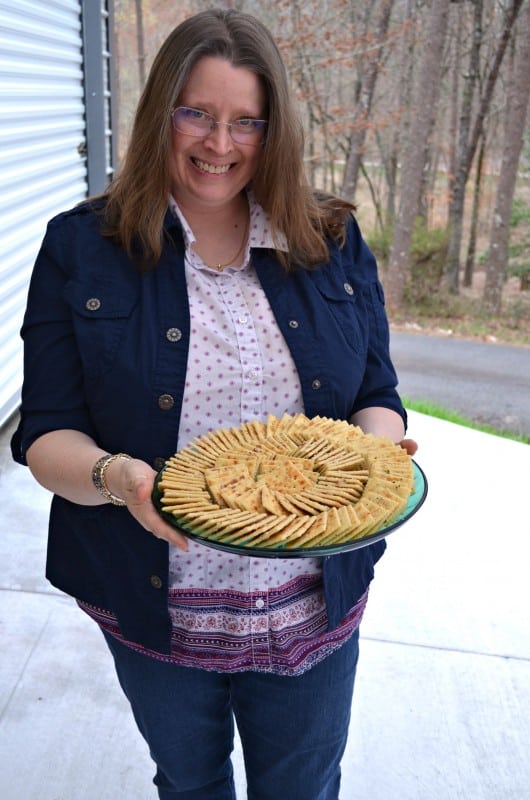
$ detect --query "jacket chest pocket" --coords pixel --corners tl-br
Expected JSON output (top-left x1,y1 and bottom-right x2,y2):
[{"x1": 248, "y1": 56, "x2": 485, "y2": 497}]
[
  {"x1": 311, "y1": 271, "x2": 366, "y2": 354},
  {"x1": 63, "y1": 281, "x2": 138, "y2": 380}
]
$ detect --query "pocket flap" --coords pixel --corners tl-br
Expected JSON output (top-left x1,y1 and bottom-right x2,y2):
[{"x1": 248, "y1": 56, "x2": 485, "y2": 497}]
[{"x1": 63, "y1": 281, "x2": 138, "y2": 319}]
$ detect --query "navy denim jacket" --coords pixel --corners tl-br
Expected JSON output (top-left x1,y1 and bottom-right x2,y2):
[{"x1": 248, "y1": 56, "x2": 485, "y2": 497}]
[{"x1": 12, "y1": 203, "x2": 406, "y2": 653}]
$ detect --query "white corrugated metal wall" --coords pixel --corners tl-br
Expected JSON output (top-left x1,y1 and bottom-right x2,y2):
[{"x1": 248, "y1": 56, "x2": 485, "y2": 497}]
[{"x1": 0, "y1": 0, "x2": 87, "y2": 426}]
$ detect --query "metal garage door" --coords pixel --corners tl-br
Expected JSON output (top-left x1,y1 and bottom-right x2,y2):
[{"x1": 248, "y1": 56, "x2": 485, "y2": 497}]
[{"x1": 0, "y1": 0, "x2": 87, "y2": 425}]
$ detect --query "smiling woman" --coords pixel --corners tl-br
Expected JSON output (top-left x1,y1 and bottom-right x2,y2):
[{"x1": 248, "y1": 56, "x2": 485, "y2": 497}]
[{"x1": 12, "y1": 8, "x2": 415, "y2": 800}]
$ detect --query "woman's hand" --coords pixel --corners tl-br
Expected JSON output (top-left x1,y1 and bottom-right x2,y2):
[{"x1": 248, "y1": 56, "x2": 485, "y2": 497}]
[
  {"x1": 399, "y1": 438, "x2": 418, "y2": 457},
  {"x1": 27, "y1": 430, "x2": 188, "y2": 550},
  {"x1": 107, "y1": 457, "x2": 189, "y2": 551}
]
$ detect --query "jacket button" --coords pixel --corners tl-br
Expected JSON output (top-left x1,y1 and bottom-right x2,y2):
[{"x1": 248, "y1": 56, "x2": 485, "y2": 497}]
[
  {"x1": 344, "y1": 283, "x2": 354, "y2": 296},
  {"x1": 85, "y1": 297, "x2": 101, "y2": 311},
  {"x1": 153, "y1": 456, "x2": 166, "y2": 471},
  {"x1": 288, "y1": 320, "x2": 299, "y2": 328},
  {"x1": 158, "y1": 394, "x2": 174, "y2": 410},
  {"x1": 150, "y1": 574, "x2": 163, "y2": 589},
  {"x1": 166, "y1": 327, "x2": 182, "y2": 342},
  {"x1": 311, "y1": 379, "x2": 322, "y2": 390}
]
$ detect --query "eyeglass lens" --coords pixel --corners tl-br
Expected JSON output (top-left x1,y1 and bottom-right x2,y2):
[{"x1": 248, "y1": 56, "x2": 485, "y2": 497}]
[{"x1": 172, "y1": 107, "x2": 266, "y2": 144}]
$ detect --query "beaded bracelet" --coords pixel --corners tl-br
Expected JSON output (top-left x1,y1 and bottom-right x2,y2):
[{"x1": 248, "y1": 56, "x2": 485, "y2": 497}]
[{"x1": 91, "y1": 453, "x2": 132, "y2": 506}]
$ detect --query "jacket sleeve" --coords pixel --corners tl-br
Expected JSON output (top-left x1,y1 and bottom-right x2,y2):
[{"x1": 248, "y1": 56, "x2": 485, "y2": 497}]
[
  {"x1": 11, "y1": 213, "x2": 97, "y2": 465},
  {"x1": 344, "y1": 215, "x2": 407, "y2": 426}
]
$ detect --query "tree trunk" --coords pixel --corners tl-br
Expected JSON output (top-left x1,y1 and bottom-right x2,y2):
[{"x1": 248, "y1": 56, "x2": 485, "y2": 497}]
[
  {"x1": 444, "y1": 0, "x2": 483, "y2": 293},
  {"x1": 418, "y1": 121, "x2": 441, "y2": 225},
  {"x1": 382, "y1": 0, "x2": 415, "y2": 226},
  {"x1": 444, "y1": 0, "x2": 525, "y2": 293},
  {"x1": 134, "y1": 0, "x2": 146, "y2": 89},
  {"x1": 341, "y1": 0, "x2": 395, "y2": 201},
  {"x1": 446, "y1": 5, "x2": 462, "y2": 225},
  {"x1": 483, "y1": 0, "x2": 530, "y2": 314},
  {"x1": 463, "y1": 131, "x2": 486, "y2": 288},
  {"x1": 385, "y1": 0, "x2": 451, "y2": 311}
]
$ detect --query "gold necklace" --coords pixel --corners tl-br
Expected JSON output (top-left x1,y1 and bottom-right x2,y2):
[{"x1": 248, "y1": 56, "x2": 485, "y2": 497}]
[{"x1": 205, "y1": 216, "x2": 249, "y2": 271}]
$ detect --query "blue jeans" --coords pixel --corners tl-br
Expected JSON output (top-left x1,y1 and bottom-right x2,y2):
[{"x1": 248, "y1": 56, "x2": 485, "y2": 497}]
[{"x1": 102, "y1": 629, "x2": 359, "y2": 800}]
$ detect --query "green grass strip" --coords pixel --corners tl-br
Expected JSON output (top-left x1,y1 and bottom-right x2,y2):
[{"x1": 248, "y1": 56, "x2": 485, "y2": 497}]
[{"x1": 402, "y1": 396, "x2": 529, "y2": 445}]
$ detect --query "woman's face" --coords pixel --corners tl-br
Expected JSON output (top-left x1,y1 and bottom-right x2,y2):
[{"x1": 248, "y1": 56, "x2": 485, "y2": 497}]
[{"x1": 169, "y1": 56, "x2": 266, "y2": 216}]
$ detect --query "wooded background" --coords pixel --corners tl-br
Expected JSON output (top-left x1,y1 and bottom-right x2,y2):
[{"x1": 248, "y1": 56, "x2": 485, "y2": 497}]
[{"x1": 113, "y1": 0, "x2": 530, "y2": 318}]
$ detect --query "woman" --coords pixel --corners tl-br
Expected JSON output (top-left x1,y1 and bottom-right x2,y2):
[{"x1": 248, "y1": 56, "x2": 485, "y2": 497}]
[{"x1": 12, "y1": 9, "x2": 416, "y2": 800}]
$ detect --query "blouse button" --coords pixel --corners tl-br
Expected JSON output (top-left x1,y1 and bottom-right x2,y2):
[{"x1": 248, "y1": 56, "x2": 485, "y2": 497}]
[
  {"x1": 85, "y1": 297, "x2": 101, "y2": 311},
  {"x1": 344, "y1": 283, "x2": 354, "y2": 296},
  {"x1": 153, "y1": 456, "x2": 166, "y2": 471},
  {"x1": 150, "y1": 574, "x2": 163, "y2": 589},
  {"x1": 311, "y1": 379, "x2": 322, "y2": 390},
  {"x1": 158, "y1": 394, "x2": 174, "y2": 411},
  {"x1": 255, "y1": 598, "x2": 265, "y2": 609},
  {"x1": 166, "y1": 327, "x2": 182, "y2": 342},
  {"x1": 288, "y1": 320, "x2": 299, "y2": 329}
]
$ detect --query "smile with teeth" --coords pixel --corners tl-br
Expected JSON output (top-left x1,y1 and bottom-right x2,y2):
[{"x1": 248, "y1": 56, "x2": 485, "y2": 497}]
[{"x1": 193, "y1": 158, "x2": 232, "y2": 175}]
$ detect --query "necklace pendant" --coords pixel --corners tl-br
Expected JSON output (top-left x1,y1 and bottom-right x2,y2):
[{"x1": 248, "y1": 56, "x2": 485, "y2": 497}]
[{"x1": 204, "y1": 212, "x2": 249, "y2": 272}]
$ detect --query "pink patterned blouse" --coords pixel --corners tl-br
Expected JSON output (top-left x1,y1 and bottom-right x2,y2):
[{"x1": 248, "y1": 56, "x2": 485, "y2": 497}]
[{"x1": 79, "y1": 190, "x2": 367, "y2": 675}]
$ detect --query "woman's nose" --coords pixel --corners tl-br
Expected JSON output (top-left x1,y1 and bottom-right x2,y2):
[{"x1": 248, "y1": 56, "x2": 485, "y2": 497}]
[{"x1": 204, "y1": 122, "x2": 234, "y2": 153}]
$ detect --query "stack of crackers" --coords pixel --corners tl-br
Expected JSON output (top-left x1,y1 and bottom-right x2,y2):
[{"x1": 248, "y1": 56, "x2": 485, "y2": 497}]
[{"x1": 155, "y1": 413, "x2": 415, "y2": 551}]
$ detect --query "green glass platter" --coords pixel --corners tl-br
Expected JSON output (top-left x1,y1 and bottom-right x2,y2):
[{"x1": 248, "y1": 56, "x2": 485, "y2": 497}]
[{"x1": 152, "y1": 460, "x2": 428, "y2": 559}]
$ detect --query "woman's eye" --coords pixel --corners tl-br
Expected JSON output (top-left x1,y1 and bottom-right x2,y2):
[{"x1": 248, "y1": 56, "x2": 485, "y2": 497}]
[{"x1": 179, "y1": 107, "x2": 207, "y2": 122}]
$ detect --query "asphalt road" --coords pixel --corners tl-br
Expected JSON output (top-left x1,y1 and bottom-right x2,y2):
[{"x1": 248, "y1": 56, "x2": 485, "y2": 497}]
[{"x1": 390, "y1": 331, "x2": 530, "y2": 438}]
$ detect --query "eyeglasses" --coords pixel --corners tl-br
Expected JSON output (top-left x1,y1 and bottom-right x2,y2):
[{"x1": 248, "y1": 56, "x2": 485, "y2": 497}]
[{"x1": 171, "y1": 106, "x2": 267, "y2": 145}]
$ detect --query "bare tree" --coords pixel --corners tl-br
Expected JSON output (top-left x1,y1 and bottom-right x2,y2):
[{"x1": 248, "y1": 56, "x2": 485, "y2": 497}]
[
  {"x1": 483, "y1": 0, "x2": 530, "y2": 313},
  {"x1": 446, "y1": 4, "x2": 463, "y2": 226},
  {"x1": 379, "y1": 0, "x2": 416, "y2": 225},
  {"x1": 444, "y1": 0, "x2": 525, "y2": 293},
  {"x1": 463, "y1": 130, "x2": 487, "y2": 286},
  {"x1": 134, "y1": 0, "x2": 146, "y2": 88},
  {"x1": 385, "y1": 0, "x2": 452, "y2": 311},
  {"x1": 444, "y1": 0, "x2": 484, "y2": 293},
  {"x1": 341, "y1": 0, "x2": 395, "y2": 200}
]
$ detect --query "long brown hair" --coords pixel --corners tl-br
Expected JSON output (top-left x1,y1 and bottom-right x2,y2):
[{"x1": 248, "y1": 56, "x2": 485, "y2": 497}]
[{"x1": 101, "y1": 9, "x2": 354, "y2": 270}]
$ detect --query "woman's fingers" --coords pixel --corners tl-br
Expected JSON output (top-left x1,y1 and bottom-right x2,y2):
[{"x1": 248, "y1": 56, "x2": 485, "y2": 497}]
[
  {"x1": 399, "y1": 438, "x2": 418, "y2": 456},
  {"x1": 122, "y1": 463, "x2": 189, "y2": 551}
]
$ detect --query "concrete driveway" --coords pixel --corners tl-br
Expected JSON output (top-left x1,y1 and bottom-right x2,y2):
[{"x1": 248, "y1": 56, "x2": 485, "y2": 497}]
[{"x1": 1, "y1": 410, "x2": 529, "y2": 799}]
